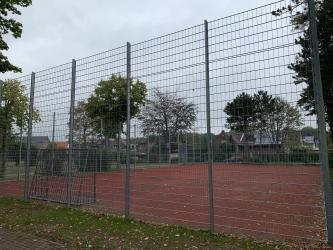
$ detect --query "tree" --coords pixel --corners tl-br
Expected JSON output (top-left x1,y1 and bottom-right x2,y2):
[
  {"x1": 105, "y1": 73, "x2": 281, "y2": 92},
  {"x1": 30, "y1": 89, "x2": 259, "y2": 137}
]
[
  {"x1": 139, "y1": 89, "x2": 197, "y2": 162},
  {"x1": 139, "y1": 89, "x2": 197, "y2": 138},
  {"x1": 224, "y1": 92, "x2": 256, "y2": 133},
  {"x1": 266, "y1": 97, "x2": 303, "y2": 146},
  {"x1": 253, "y1": 91, "x2": 276, "y2": 143},
  {"x1": 0, "y1": 79, "x2": 40, "y2": 177},
  {"x1": 0, "y1": 0, "x2": 32, "y2": 73},
  {"x1": 85, "y1": 74, "x2": 147, "y2": 168},
  {"x1": 224, "y1": 91, "x2": 302, "y2": 148},
  {"x1": 73, "y1": 101, "x2": 95, "y2": 146},
  {"x1": 301, "y1": 126, "x2": 318, "y2": 137},
  {"x1": 272, "y1": 0, "x2": 333, "y2": 143}
]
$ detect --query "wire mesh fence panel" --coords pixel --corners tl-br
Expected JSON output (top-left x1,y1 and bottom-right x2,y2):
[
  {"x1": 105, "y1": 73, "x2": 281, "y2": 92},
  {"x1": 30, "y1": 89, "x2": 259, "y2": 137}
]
[
  {"x1": 208, "y1": 0, "x2": 325, "y2": 242},
  {"x1": 130, "y1": 24, "x2": 212, "y2": 230},
  {"x1": 0, "y1": 0, "x2": 331, "y2": 246},
  {"x1": 27, "y1": 64, "x2": 73, "y2": 204},
  {"x1": 0, "y1": 74, "x2": 32, "y2": 199},
  {"x1": 74, "y1": 46, "x2": 128, "y2": 213}
]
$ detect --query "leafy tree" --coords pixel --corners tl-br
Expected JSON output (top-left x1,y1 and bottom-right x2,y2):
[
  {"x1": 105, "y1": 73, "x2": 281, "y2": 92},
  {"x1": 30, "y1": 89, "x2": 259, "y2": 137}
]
[
  {"x1": 85, "y1": 74, "x2": 147, "y2": 168},
  {"x1": 224, "y1": 91, "x2": 302, "y2": 148},
  {"x1": 253, "y1": 91, "x2": 276, "y2": 143},
  {"x1": 139, "y1": 89, "x2": 197, "y2": 138},
  {"x1": 0, "y1": 79, "x2": 40, "y2": 177},
  {"x1": 224, "y1": 92, "x2": 256, "y2": 133},
  {"x1": 272, "y1": 0, "x2": 333, "y2": 143},
  {"x1": 0, "y1": 0, "x2": 32, "y2": 73},
  {"x1": 73, "y1": 101, "x2": 95, "y2": 146},
  {"x1": 301, "y1": 126, "x2": 318, "y2": 137}
]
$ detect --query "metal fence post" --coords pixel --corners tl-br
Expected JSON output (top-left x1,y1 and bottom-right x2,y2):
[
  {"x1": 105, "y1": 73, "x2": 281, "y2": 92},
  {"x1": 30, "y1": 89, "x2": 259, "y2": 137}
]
[
  {"x1": 68, "y1": 59, "x2": 77, "y2": 207},
  {"x1": 177, "y1": 133, "x2": 180, "y2": 163},
  {"x1": 125, "y1": 42, "x2": 131, "y2": 219},
  {"x1": 0, "y1": 79, "x2": 3, "y2": 172},
  {"x1": 147, "y1": 133, "x2": 150, "y2": 164},
  {"x1": 24, "y1": 72, "x2": 35, "y2": 201},
  {"x1": 158, "y1": 135, "x2": 161, "y2": 163},
  {"x1": 192, "y1": 133, "x2": 195, "y2": 162},
  {"x1": 100, "y1": 119, "x2": 103, "y2": 172},
  {"x1": 0, "y1": 80, "x2": 3, "y2": 106},
  {"x1": 18, "y1": 117, "x2": 23, "y2": 181},
  {"x1": 204, "y1": 20, "x2": 215, "y2": 232},
  {"x1": 51, "y1": 112, "x2": 55, "y2": 176},
  {"x1": 94, "y1": 148, "x2": 97, "y2": 202},
  {"x1": 308, "y1": 0, "x2": 333, "y2": 243},
  {"x1": 0, "y1": 79, "x2": 3, "y2": 179},
  {"x1": 185, "y1": 133, "x2": 188, "y2": 163},
  {"x1": 168, "y1": 131, "x2": 171, "y2": 164},
  {"x1": 134, "y1": 124, "x2": 137, "y2": 169}
]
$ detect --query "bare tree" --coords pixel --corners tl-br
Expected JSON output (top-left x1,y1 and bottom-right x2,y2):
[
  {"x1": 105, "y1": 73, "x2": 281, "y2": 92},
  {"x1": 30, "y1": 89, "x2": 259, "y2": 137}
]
[{"x1": 140, "y1": 89, "x2": 197, "y2": 138}]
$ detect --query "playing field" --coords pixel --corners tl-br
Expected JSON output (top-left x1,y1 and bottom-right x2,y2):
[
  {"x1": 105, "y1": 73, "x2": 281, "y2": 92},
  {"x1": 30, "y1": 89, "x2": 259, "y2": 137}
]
[{"x1": 0, "y1": 163, "x2": 325, "y2": 243}]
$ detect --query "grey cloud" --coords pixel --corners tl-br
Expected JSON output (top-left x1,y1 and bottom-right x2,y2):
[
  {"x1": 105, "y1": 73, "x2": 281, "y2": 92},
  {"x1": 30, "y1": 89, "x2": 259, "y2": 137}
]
[{"x1": 2, "y1": 0, "x2": 268, "y2": 79}]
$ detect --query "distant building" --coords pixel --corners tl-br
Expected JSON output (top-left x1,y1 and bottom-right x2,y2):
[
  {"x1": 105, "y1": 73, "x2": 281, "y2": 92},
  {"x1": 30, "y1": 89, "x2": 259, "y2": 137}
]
[
  {"x1": 214, "y1": 130, "x2": 282, "y2": 161},
  {"x1": 214, "y1": 129, "x2": 319, "y2": 162},
  {"x1": 302, "y1": 136, "x2": 319, "y2": 150},
  {"x1": 54, "y1": 141, "x2": 69, "y2": 149}
]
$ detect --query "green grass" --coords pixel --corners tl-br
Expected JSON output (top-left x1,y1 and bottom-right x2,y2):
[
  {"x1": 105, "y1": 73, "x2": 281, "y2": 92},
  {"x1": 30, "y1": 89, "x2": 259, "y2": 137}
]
[{"x1": 0, "y1": 197, "x2": 291, "y2": 250}]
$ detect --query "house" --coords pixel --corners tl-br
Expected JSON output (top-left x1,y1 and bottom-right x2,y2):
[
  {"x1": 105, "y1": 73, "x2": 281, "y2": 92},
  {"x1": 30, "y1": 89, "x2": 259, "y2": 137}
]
[
  {"x1": 54, "y1": 141, "x2": 69, "y2": 149},
  {"x1": 214, "y1": 130, "x2": 282, "y2": 161},
  {"x1": 214, "y1": 128, "x2": 321, "y2": 162}
]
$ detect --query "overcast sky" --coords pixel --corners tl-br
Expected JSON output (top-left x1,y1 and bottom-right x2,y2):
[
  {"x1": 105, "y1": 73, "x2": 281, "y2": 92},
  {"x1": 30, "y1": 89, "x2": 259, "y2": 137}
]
[{"x1": 2, "y1": 0, "x2": 270, "y2": 79}]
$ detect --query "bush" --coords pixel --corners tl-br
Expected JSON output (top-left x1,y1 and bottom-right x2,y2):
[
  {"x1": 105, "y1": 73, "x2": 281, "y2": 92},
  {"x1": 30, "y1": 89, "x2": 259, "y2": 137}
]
[
  {"x1": 326, "y1": 134, "x2": 333, "y2": 166},
  {"x1": 245, "y1": 149, "x2": 319, "y2": 164}
]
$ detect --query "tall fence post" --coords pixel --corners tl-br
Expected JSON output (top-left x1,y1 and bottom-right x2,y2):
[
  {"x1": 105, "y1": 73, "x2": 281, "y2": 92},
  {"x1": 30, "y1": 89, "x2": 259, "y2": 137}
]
[
  {"x1": 168, "y1": 131, "x2": 171, "y2": 164},
  {"x1": 0, "y1": 79, "x2": 2, "y2": 182},
  {"x1": 0, "y1": 80, "x2": 3, "y2": 106},
  {"x1": 100, "y1": 119, "x2": 103, "y2": 172},
  {"x1": 18, "y1": 116, "x2": 23, "y2": 181},
  {"x1": 147, "y1": 133, "x2": 150, "y2": 164},
  {"x1": 134, "y1": 124, "x2": 137, "y2": 169},
  {"x1": 24, "y1": 72, "x2": 35, "y2": 201},
  {"x1": 68, "y1": 59, "x2": 77, "y2": 208},
  {"x1": 51, "y1": 112, "x2": 55, "y2": 176},
  {"x1": 204, "y1": 20, "x2": 214, "y2": 232},
  {"x1": 158, "y1": 135, "x2": 161, "y2": 163},
  {"x1": 0, "y1": 79, "x2": 3, "y2": 175},
  {"x1": 125, "y1": 42, "x2": 131, "y2": 219},
  {"x1": 308, "y1": 0, "x2": 333, "y2": 243}
]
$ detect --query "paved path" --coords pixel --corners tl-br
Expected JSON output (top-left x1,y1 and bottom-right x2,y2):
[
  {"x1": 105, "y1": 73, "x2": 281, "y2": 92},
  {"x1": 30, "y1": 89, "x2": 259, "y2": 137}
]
[{"x1": 0, "y1": 228, "x2": 67, "y2": 250}]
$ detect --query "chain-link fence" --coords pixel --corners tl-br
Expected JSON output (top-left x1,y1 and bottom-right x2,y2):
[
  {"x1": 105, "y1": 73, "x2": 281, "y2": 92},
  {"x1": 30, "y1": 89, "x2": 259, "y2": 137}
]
[{"x1": 0, "y1": 0, "x2": 332, "y2": 245}]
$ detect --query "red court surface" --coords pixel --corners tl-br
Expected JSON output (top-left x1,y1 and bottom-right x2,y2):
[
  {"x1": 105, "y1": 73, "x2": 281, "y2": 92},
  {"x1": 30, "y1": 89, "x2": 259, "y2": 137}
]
[{"x1": 0, "y1": 163, "x2": 326, "y2": 244}]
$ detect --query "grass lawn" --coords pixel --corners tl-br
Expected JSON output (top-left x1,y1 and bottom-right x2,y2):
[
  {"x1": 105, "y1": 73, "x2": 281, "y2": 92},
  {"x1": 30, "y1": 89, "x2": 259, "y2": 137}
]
[{"x1": 0, "y1": 197, "x2": 292, "y2": 250}]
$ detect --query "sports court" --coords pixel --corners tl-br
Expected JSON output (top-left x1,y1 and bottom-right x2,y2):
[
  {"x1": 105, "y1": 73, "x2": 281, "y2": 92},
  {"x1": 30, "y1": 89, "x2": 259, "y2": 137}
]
[{"x1": 0, "y1": 163, "x2": 325, "y2": 243}]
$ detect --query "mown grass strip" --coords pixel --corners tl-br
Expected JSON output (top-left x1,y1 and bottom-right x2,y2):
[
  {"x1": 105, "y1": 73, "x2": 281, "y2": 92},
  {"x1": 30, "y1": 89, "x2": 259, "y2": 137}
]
[{"x1": 0, "y1": 197, "x2": 295, "y2": 249}]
